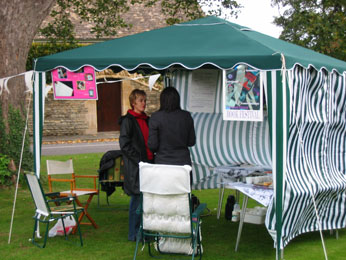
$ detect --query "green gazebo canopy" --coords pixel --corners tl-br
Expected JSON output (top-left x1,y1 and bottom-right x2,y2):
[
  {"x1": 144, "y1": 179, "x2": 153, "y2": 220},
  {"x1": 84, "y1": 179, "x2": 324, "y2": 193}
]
[{"x1": 36, "y1": 16, "x2": 346, "y2": 73}]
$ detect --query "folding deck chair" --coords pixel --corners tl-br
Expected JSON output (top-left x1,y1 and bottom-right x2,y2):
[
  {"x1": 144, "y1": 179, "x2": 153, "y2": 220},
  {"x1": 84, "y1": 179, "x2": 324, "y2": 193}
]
[
  {"x1": 134, "y1": 162, "x2": 206, "y2": 260},
  {"x1": 25, "y1": 172, "x2": 84, "y2": 248},
  {"x1": 46, "y1": 159, "x2": 99, "y2": 232}
]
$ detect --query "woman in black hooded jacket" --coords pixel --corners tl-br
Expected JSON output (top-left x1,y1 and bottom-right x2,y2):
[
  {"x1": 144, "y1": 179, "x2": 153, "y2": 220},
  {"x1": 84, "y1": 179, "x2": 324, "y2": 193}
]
[
  {"x1": 148, "y1": 87, "x2": 196, "y2": 166},
  {"x1": 118, "y1": 89, "x2": 153, "y2": 242}
]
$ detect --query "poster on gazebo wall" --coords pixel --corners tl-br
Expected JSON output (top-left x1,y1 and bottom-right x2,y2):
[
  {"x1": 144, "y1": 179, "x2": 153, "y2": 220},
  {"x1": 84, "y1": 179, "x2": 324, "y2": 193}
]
[
  {"x1": 188, "y1": 69, "x2": 218, "y2": 113},
  {"x1": 223, "y1": 65, "x2": 263, "y2": 121},
  {"x1": 52, "y1": 66, "x2": 98, "y2": 100}
]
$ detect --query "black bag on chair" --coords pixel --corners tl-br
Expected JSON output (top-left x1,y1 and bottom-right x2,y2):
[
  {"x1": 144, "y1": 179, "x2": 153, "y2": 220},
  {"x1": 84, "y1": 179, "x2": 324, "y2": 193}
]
[
  {"x1": 98, "y1": 150, "x2": 123, "y2": 196},
  {"x1": 191, "y1": 194, "x2": 200, "y2": 212},
  {"x1": 225, "y1": 195, "x2": 235, "y2": 220}
]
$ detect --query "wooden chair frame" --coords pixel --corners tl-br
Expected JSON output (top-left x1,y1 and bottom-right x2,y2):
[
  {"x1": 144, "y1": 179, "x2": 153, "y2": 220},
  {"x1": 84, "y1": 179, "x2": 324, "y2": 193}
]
[{"x1": 46, "y1": 159, "x2": 99, "y2": 233}]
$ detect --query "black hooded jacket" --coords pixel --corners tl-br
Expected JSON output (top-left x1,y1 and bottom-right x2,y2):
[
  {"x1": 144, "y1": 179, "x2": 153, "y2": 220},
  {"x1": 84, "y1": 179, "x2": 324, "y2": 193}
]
[
  {"x1": 98, "y1": 150, "x2": 123, "y2": 196},
  {"x1": 118, "y1": 112, "x2": 150, "y2": 195},
  {"x1": 148, "y1": 109, "x2": 195, "y2": 166}
]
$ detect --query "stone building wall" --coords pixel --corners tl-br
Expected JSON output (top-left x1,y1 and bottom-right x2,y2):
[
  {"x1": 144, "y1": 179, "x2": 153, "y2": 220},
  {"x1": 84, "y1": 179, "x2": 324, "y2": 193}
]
[
  {"x1": 28, "y1": 77, "x2": 161, "y2": 137},
  {"x1": 40, "y1": 93, "x2": 90, "y2": 136},
  {"x1": 120, "y1": 76, "x2": 161, "y2": 117},
  {"x1": 27, "y1": 92, "x2": 91, "y2": 136}
]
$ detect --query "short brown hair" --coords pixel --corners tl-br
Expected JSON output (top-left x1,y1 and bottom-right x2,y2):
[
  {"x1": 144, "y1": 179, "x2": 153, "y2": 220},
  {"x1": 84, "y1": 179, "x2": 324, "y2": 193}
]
[{"x1": 129, "y1": 89, "x2": 146, "y2": 109}]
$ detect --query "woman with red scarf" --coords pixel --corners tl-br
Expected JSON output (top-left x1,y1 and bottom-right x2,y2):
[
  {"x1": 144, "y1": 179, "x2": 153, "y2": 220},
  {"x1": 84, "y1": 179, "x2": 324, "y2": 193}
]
[{"x1": 118, "y1": 89, "x2": 153, "y2": 241}]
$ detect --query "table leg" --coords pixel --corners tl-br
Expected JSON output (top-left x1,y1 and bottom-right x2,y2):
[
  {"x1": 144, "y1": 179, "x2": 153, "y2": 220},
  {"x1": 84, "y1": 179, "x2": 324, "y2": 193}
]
[
  {"x1": 217, "y1": 184, "x2": 225, "y2": 219},
  {"x1": 235, "y1": 195, "x2": 248, "y2": 252},
  {"x1": 235, "y1": 190, "x2": 240, "y2": 204}
]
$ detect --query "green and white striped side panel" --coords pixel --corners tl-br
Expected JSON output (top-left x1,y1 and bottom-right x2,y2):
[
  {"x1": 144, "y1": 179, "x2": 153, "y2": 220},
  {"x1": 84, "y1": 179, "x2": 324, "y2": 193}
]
[
  {"x1": 173, "y1": 70, "x2": 272, "y2": 189},
  {"x1": 266, "y1": 65, "x2": 346, "y2": 248},
  {"x1": 33, "y1": 72, "x2": 45, "y2": 178}
]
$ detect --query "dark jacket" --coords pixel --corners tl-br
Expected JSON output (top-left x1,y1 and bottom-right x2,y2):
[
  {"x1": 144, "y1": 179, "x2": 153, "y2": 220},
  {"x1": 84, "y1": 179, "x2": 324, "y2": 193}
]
[
  {"x1": 98, "y1": 150, "x2": 123, "y2": 196},
  {"x1": 148, "y1": 109, "x2": 196, "y2": 166},
  {"x1": 118, "y1": 113, "x2": 149, "y2": 195}
]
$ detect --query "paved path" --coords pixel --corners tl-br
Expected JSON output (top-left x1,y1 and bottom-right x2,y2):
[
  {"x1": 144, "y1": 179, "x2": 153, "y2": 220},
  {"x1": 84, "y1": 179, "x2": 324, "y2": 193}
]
[
  {"x1": 41, "y1": 141, "x2": 120, "y2": 155},
  {"x1": 37, "y1": 131, "x2": 120, "y2": 156}
]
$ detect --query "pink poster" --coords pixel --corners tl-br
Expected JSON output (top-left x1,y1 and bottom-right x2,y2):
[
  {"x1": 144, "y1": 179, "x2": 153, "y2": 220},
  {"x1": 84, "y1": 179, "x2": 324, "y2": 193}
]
[{"x1": 52, "y1": 66, "x2": 98, "y2": 100}]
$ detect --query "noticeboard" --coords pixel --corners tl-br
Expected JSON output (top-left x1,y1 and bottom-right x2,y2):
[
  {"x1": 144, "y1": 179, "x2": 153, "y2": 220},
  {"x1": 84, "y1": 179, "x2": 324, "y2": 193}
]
[
  {"x1": 52, "y1": 66, "x2": 98, "y2": 100},
  {"x1": 188, "y1": 69, "x2": 218, "y2": 113}
]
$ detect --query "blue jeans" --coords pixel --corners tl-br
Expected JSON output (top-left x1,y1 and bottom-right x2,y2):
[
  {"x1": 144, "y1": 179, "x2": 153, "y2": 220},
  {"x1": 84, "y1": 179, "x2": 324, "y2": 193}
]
[{"x1": 128, "y1": 195, "x2": 140, "y2": 241}]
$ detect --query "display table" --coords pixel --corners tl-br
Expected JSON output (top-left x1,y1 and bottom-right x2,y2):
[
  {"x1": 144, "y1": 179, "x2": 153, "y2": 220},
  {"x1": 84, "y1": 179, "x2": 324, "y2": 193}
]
[
  {"x1": 215, "y1": 164, "x2": 272, "y2": 219},
  {"x1": 214, "y1": 165, "x2": 273, "y2": 252},
  {"x1": 228, "y1": 182, "x2": 273, "y2": 251}
]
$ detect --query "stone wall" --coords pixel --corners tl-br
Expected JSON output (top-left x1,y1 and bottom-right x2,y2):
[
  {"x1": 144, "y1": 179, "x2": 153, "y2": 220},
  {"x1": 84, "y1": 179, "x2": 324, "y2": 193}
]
[
  {"x1": 28, "y1": 76, "x2": 161, "y2": 137},
  {"x1": 28, "y1": 92, "x2": 90, "y2": 136},
  {"x1": 121, "y1": 77, "x2": 161, "y2": 116}
]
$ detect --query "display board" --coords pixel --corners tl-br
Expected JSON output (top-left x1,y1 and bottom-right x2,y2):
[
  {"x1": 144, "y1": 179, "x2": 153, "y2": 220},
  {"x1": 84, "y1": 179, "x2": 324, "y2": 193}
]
[{"x1": 52, "y1": 66, "x2": 98, "y2": 100}]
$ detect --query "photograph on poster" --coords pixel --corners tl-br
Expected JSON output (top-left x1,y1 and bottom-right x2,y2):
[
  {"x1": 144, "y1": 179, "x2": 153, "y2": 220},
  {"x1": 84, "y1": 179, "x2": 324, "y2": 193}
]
[
  {"x1": 77, "y1": 81, "x2": 86, "y2": 90},
  {"x1": 223, "y1": 65, "x2": 263, "y2": 121},
  {"x1": 57, "y1": 68, "x2": 68, "y2": 79},
  {"x1": 52, "y1": 66, "x2": 98, "y2": 100},
  {"x1": 85, "y1": 73, "x2": 93, "y2": 81}
]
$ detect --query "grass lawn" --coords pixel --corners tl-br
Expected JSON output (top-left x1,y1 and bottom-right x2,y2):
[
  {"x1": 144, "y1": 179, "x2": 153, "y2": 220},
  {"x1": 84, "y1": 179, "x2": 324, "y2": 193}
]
[{"x1": 1, "y1": 153, "x2": 344, "y2": 259}]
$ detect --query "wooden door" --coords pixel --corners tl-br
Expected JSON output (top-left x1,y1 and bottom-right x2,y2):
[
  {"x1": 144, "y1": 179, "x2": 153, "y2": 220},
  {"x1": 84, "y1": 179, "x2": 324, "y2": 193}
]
[{"x1": 97, "y1": 82, "x2": 121, "y2": 131}]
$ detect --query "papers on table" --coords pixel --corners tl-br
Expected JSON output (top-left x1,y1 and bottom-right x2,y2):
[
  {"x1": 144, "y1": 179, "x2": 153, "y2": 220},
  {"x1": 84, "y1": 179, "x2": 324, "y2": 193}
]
[{"x1": 225, "y1": 182, "x2": 273, "y2": 207}]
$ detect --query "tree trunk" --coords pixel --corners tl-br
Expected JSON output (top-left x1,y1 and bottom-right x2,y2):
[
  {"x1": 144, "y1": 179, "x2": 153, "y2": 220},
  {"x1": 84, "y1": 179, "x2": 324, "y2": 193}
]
[{"x1": 0, "y1": 0, "x2": 55, "y2": 118}]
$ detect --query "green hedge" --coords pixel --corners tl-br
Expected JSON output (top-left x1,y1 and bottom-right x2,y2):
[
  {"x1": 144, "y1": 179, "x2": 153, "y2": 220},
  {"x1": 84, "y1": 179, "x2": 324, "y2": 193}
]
[
  {"x1": 26, "y1": 42, "x2": 83, "y2": 71},
  {"x1": 0, "y1": 103, "x2": 33, "y2": 185}
]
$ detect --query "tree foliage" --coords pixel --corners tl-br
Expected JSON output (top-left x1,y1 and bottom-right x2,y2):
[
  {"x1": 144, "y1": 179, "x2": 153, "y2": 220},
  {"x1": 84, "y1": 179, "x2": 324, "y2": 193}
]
[
  {"x1": 271, "y1": 0, "x2": 345, "y2": 61},
  {"x1": 40, "y1": 0, "x2": 242, "y2": 45},
  {"x1": 27, "y1": 42, "x2": 82, "y2": 71},
  {"x1": 0, "y1": 102, "x2": 7, "y2": 154},
  {"x1": 159, "y1": 0, "x2": 242, "y2": 24}
]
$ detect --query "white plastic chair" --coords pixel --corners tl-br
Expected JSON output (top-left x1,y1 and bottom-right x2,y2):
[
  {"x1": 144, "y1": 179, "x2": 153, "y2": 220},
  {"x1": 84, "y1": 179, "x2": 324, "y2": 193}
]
[{"x1": 25, "y1": 172, "x2": 84, "y2": 248}]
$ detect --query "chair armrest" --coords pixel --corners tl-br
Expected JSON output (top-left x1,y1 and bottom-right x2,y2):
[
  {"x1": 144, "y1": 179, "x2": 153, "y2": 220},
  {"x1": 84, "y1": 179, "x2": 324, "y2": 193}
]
[
  {"x1": 192, "y1": 203, "x2": 207, "y2": 222},
  {"x1": 75, "y1": 175, "x2": 98, "y2": 190},
  {"x1": 45, "y1": 192, "x2": 60, "y2": 198},
  {"x1": 47, "y1": 196, "x2": 75, "y2": 203}
]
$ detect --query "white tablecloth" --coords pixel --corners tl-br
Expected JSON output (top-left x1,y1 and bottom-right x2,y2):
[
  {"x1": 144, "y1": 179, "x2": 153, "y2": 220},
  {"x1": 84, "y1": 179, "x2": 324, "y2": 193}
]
[{"x1": 225, "y1": 182, "x2": 273, "y2": 207}]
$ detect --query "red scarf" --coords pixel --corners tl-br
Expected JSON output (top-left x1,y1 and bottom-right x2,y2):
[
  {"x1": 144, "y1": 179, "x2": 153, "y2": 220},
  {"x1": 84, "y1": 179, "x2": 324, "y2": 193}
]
[{"x1": 128, "y1": 109, "x2": 153, "y2": 160}]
